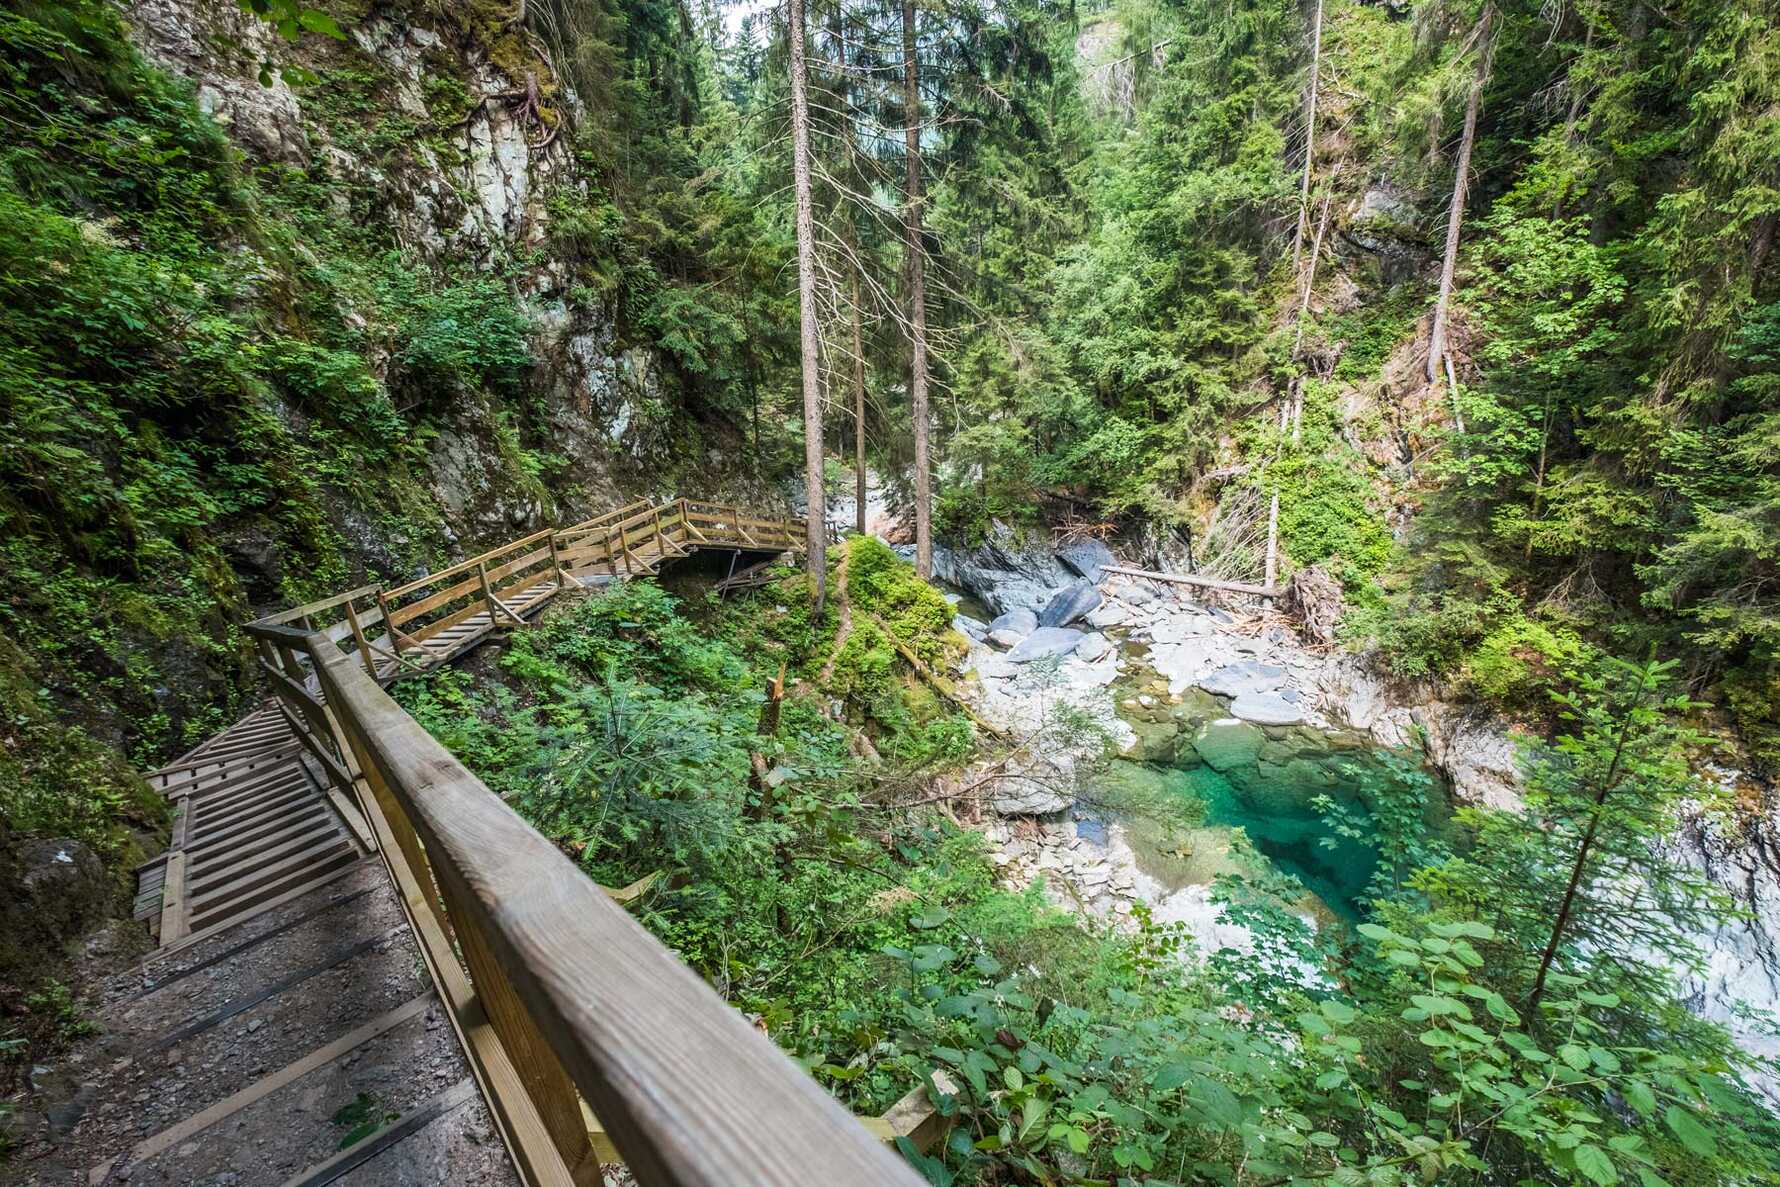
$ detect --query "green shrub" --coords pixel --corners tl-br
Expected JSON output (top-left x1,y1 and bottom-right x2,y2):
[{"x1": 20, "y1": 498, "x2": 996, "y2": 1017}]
[{"x1": 1463, "y1": 616, "x2": 1593, "y2": 715}]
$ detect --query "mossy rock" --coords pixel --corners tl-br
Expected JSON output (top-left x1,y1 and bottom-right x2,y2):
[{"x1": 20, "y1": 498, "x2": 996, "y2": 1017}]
[{"x1": 1193, "y1": 718, "x2": 1264, "y2": 772}]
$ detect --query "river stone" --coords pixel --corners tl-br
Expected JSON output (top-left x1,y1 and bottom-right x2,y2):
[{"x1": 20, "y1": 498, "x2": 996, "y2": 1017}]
[
  {"x1": 1056, "y1": 538, "x2": 1115, "y2": 584},
  {"x1": 1150, "y1": 616, "x2": 1212, "y2": 644},
  {"x1": 992, "y1": 765, "x2": 1074, "y2": 815},
  {"x1": 987, "y1": 628, "x2": 1026, "y2": 650},
  {"x1": 975, "y1": 656, "x2": 1018, "y2": 680},
  {"x1": 1123, "y1": 583, "x2": 1157, "y2": 607},
  {"x1": 953, "y1": 614, "x2": 988, "y2": 641},
  {"x1": 1074, "y1": 633, "x2": 1112, "y2": 663},
  {"x1": 1230, "y1": 691, "x2": 1307, "y2": 726},
  {"x1": 1038, "y1": 580, "x2": 1102, "y2": 628},
  {"x1": 1193, "y1": 718, "x2": 1264, "y2": 771},
  {"x1": 1199, "y1": 660, "x2": 1287, "y2": 698},
  {"x1": 1085, "y1": 603, "x2": 1129, "y2": 628},
  {"x1": 1008, "y1": 627, "x2": 1085, "y2": 663},
  {"x1": 988, "y1": 607, "x2": 1038, "y2": 635}
]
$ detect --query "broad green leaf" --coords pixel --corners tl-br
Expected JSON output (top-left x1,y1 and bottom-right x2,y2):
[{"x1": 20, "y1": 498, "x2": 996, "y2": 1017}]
[
  {"x1": 1575, "y1": 1143, "x2": 1618, "y2": 1186},
  {"x1": 1663, "y1": 1105, "x2": 1716, "y2": 1156}
]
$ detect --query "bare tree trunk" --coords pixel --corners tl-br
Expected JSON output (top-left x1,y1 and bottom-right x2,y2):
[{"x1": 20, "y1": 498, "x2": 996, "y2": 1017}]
[
  {"x1": 1290, "y1": 0, "x2": 1324, "y2": 278},
  {"x1": 852, "y1": 271, "x2": 868, "y2": 536},
  {"x1": 902, "y1": 0, "x2": 932, "y2": 579},
  {"x1": 1426, "y1": 8, "x2": 1493, "y2": 383},
  {"x1": 789, "y1": 0, "x2": 826, "y2": 614}
]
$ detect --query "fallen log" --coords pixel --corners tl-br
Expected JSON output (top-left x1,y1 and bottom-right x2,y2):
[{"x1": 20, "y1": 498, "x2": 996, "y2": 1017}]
[{"x1": 1099, "y1": 564, "x2": 1278, "y2": 599}]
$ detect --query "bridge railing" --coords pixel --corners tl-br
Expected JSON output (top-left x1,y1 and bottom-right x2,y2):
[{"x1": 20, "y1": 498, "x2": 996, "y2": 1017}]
[
  {"x1": 245, "y1": 497, "x2": 811, "y2": 681},
  {"x1": 240, "y1": 624, "x2": 925, "y2": 1187}
]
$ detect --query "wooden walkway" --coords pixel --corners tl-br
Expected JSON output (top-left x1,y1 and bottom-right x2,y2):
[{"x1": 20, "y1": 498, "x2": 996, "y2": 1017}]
[{"x1": 85, "y1": 496, "x2": 888, "y2": 1187}]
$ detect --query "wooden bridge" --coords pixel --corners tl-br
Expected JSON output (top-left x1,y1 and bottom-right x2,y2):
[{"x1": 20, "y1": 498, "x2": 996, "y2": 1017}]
[{"x1": 89, "y1": 497, "x2": 936, "y2": 1187}]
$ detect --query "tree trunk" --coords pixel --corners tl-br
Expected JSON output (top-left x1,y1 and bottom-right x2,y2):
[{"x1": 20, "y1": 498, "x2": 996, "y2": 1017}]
[
  {"x1": 1290, "y1": 0, "x2": 1324, "y2": 278},
  {"x1": 852, "y1": 270, "x2": 868, "y2": 536},
  {"x1": 1426, "y1": 9, "x2": 1493, "y2": 383},
  {"x1": 902, "y1": 0, "x2": 932, "y2": 579},
  {"x1": 789, "y1": 0, "x2": 826, "y2": 614},
  {"x1": 1525, "y1": 662, "x2": 1654, "y2": 1010}
]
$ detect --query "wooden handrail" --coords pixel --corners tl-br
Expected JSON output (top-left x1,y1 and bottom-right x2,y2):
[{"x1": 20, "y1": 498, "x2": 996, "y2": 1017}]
[{"x1": 297, "y1": 633, "x2": 924, "y2": 1187}]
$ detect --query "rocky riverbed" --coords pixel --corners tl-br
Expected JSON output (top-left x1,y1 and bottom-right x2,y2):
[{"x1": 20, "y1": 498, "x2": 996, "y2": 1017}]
[{"x1": 929, "y1": 527, "x2": 1780, "y2": 1099}]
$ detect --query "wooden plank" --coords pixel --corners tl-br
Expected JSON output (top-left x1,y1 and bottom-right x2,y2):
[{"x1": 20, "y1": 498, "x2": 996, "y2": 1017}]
[
  {"x1": 86, "y1": 995, "x2": 433, "y2": 1185},
  {"x1": 158, "y1": 851, "x2": 189, "y2": 946},
  {"x1": 308, "y1": 637, "x2": 924, "y2": 1187},
  {"x1": 188, "y1": 835, "x2": 355, "y2": 915},
  {"x1": 1099, "y1": 563, "x2": 1277, "y2": 597},
  {"x1": 139, "y1": 857, "x2": 373, "y2": 965}
]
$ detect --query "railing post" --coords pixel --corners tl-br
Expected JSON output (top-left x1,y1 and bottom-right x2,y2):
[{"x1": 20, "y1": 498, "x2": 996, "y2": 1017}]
[
  {"x1": 343, "y1": 598, "x2": 379, "y2": 680},
  {"x1": 377, "y1": 589, "x2": 404, "y2": 653},
  {"x1": 732, "y1": 506, "x2": 743, "y2": 541},
  {"x1": 548, "y1": 532, "x2": 569, "y2": 584},
  {"x1": 617, "y1": 521, "x2": 632, "y2": 576},
  {"x1": 478, "y1": 560, "x2": 496, "y2": 622}
]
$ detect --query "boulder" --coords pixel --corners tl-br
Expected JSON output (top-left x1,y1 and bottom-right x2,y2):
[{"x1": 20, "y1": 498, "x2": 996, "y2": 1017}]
[
  {"x1": 931, "y1": 526, "x2": 1073, "y2": 616},
  {"x1": 1074, "y1": 633, "x2": 1113, "y2": 663},
  {"x1": 1193, "y1": 719, "x2": 1264, "y2": 772},
  {"x1": 1123, "y1": 583, "x2": 1158, "y2": 607},
  {"x1": 953, "y1": 614, "x2": 988, "y2": 641},
  {"x1": 1056, "y1": 538, "x2": 1115, "y2": 584},
  {"x1": 1084, "y1": 603, "x2": 1129, "y2": 628},
  {"x1": 987, "y1": 628, "x2": 1026, "y2": 650},
  {"x1": 1229, "y1": 691, "x2": 1307, "y2": 726},
  {"x1": 975, "y1": 656, "x2": 1019, "y2": 681},
  {"x1": 989, "y1": 757, "x2": 1075, "y2": 815},
  {"x1": 1038, "y1": 580, "x2": 1102, "y2": 628},
  {"x1": 988, "y1": 607, "x2": 1039, "y2": 636},
  {"x1": 1198, "y1": 660, "x2": 1287, "y2": 698},
  {"x1": 1008, "y1": 627, "x2": 1085, "y2": 663}
]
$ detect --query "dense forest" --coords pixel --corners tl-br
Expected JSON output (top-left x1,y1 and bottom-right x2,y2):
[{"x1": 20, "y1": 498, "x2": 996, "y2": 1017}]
[{"x1": 2, "y1": 0, "x2": 1779, "y2": 1180}]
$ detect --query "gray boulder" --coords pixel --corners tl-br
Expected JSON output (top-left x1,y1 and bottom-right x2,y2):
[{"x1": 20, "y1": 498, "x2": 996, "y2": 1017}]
[
  {"x1": 988, "y1": 607, "x2": 1039, "y2": 636},
  {"x1": 1084, "y1": 603, "x2": 1129, "y2": 628},
  {"x1": 1038, "y1": 580, "x2": 1102, "y2": 628},
  {"x1": 1056, "y1": 538, "x2": 1115, "y2": 584},
  {"x1": 1230, "y1": 692, "x2": 1307, "y2": 726},
  {"x1": 1074, "y1": 633, "x2": 1113, "y2": 663},
  {"x1": 1007, "y1": 627, "x2": 1085, "y2": 663},
  {"x1": 1199, "y1": 660, "x2": 1286, "y2": 698},
  {"x1": 992, "y1": 773, "x2": 1074, "y2": 816},
  {"x1": 931, "y1": 525, "x2": 1073, "y2": 616},
  {"x1": 987, "y1": 628, "x2": 1026, "y2": 650}
]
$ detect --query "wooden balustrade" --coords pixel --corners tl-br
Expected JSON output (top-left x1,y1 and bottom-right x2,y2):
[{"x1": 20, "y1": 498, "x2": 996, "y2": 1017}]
[{"x1": 243, "y1": 627, "x2": 924, "y2": 1187}]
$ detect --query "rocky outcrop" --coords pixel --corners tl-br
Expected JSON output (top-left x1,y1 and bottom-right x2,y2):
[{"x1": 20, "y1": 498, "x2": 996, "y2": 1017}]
[{"x1": 932, "y1": 524, "x2": 1075, "y2": 616}]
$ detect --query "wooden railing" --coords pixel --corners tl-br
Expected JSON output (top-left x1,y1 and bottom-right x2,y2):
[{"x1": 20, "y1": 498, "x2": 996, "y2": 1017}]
[
  {"x1": 234, "y1": 498, "x2": 941, "y2": 1185},
  {"x1": 244, "y1": 497, "x2": 809, "y2": 685},
  {"x1": 239, "y1": 624, "x2": 927, "y2": 1187}
]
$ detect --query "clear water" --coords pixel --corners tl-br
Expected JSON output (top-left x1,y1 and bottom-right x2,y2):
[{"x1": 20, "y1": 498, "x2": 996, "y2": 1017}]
[{"x1": 1162, "y1": 761, "x2": 1381, "y2": 920}]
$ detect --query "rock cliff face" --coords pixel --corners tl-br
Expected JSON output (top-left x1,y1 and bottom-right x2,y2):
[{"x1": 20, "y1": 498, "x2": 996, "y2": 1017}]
[{"x1": 124, "y1": 0, "x2": 768, "y2": 548}]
